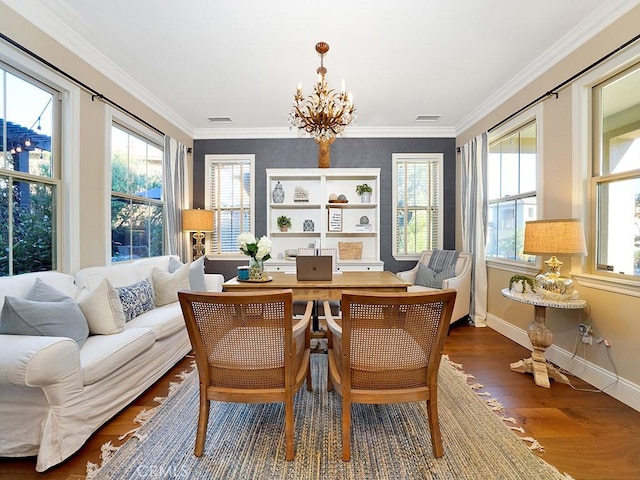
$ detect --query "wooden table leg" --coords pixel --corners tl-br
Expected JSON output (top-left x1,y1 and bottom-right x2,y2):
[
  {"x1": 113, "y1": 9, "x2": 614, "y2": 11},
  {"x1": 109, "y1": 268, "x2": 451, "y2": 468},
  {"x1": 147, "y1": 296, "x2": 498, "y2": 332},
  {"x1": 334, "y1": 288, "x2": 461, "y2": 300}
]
[{"x1": 510, "y1": 305, "x2": 569, "y2": 388}]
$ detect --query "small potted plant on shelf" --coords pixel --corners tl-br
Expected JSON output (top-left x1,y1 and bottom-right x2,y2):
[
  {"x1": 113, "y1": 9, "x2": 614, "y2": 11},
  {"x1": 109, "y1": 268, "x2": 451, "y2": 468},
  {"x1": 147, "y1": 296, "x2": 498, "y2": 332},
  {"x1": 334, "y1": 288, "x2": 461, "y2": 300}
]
[
  {"x1": 509, "y1": 274, "x2": 536, "y2": 294},
  {"x1": 277, "y1": 215, "x2": 292, "y2": 232},
  {"x1": 356, "y1": 184, "x2": 373, "y2": 203}
]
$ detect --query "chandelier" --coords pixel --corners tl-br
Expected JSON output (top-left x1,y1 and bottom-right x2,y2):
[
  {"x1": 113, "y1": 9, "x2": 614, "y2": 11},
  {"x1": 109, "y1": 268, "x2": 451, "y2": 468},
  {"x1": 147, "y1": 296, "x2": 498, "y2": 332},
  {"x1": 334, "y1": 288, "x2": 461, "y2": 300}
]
[{"x1": 289, "y1": 42, "x2": 356, "y2": 168}]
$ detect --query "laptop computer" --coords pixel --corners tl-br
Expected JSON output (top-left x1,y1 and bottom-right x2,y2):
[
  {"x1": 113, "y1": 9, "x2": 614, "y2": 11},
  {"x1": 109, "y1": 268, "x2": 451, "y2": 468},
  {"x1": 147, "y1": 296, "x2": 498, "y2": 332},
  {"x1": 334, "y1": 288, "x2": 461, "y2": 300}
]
[{"x1": 296, "y1": 255, "x2": 333, "y2": 281}]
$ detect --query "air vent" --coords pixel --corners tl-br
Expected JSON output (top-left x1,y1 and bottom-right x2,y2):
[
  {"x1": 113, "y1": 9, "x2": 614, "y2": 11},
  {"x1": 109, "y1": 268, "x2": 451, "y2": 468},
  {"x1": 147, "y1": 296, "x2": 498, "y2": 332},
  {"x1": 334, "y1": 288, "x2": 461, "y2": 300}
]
[
  {"x1": 207, "y1": 116, "x2": 233, "y2": 124},
  {"x1": 415, "y1": 114, "x2": 442, "y2": 122}
]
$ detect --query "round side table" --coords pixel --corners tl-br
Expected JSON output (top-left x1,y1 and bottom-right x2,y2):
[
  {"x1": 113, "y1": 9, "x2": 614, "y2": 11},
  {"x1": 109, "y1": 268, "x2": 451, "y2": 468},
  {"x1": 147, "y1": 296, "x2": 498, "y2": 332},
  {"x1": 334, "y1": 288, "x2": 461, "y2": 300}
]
[{"x1": 501, "y1": 288, "x2": 587, "y2": 388}]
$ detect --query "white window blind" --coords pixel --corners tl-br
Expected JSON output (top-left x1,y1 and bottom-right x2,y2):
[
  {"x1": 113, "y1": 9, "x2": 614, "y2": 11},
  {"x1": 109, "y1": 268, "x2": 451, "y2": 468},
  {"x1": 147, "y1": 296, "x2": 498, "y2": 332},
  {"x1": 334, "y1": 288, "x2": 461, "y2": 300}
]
[
  {"x1": 392, "y1": 153, "x2": 443, "y2": 258},
  {"x1": 205, "y1": 154, "x2": 254, "y2": 254}
]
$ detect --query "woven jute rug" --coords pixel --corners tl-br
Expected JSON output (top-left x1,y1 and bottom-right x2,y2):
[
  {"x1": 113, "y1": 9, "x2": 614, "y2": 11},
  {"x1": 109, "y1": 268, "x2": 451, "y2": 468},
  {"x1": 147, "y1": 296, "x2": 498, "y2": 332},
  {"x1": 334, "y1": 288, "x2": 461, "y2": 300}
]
[{"x1": 88, "y1": 355, "x2": 573, "y2": 479}]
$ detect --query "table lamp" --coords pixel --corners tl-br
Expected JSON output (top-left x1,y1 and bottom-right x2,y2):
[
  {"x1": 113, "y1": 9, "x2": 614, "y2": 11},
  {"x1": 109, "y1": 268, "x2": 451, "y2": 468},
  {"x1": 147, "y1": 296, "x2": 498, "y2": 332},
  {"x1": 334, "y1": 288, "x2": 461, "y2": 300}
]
[
  {"x1": 182, "y1": 209, "x2": 214, "y2": 260},
  {"x1": 523, "y1": 218, "x2": 587, "y2": 298}
]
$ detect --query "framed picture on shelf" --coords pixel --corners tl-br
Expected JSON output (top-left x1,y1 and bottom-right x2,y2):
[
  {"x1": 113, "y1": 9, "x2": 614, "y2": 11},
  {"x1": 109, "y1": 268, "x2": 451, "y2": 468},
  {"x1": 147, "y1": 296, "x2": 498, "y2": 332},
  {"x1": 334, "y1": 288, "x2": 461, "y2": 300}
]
[{"x1": 328, "y1": 207, "x2": 342, "y2": 232}]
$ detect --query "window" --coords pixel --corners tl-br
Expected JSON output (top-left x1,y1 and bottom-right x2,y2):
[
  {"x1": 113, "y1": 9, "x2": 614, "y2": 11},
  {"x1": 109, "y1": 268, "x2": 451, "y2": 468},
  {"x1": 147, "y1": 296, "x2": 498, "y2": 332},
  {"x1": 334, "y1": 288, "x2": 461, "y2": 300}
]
[
  {"x1": 0, "y1": 63, "x2": 58, "y2": 276},
  {"x1": 486, "y1": 121, "x2": 537, "y2": 262},
  {"x1": 592, "y1": 62, "x2": 640, "y2": 278},
  {"x1": 392, "y1": 153, "x2": 443, "y2": 258},
  {"x1": 204, "y1": 154, "x2": 254, "y2": 255},
  {"x1": 110, "y1": 123, "x2": 164, "y2": 262}
]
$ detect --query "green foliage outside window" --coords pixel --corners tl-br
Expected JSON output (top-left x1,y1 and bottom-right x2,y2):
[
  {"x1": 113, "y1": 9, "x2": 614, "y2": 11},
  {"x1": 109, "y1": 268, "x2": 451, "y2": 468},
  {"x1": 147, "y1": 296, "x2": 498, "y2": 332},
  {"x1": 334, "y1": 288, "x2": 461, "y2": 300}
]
[
  {"x1": 110, "y1": 126, "x2": 164, "y2": 262},
  {"x1": 0, "y1": 176, "x2": 55, "y2": 276}
]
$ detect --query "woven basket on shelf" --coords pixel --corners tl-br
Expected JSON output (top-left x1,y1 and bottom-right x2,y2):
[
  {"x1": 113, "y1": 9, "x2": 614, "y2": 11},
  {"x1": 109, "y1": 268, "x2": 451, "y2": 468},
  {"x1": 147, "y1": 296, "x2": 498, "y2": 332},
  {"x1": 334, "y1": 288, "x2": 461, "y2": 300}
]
[{"x1": 338, "y1": 241, "x2": 363, "y2": 260}]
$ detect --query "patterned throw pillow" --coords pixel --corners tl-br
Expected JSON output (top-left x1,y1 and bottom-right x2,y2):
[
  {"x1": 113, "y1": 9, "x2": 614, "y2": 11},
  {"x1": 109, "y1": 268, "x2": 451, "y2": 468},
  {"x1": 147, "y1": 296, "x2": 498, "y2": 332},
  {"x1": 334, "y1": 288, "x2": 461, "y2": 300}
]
[
  {"x1": 116, "y1": 279, "x2": 155, "y2": 321},
  {"x1": 415, "y1": 263, "x2": 457, "y2": 289}
]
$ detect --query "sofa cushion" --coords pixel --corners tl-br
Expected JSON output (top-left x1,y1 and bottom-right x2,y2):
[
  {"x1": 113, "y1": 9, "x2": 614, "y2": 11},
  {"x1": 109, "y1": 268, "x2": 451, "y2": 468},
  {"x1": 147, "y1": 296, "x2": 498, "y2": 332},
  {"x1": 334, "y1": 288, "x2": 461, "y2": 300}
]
[
  {"x1": 0, "y1": 272, "x2": 80, "y2": 314},
  {"x1": 74, "y1": 263, "x2": 142, "y2": 290},
  {"x1": 169, "y1": 256, "x2": 207, "y2": 291},
  {"x1": 0, "y1": 296, "x2": 89, "y2": 348},
  {"x1": 152, "y1": 263, "x2": 190, "y2": 306},
  {"x1": 133, "y1": 256, "x2": 174, "y2": 283},
  {"x1": 26, "y1": 277, "x2": 73, "y2": 302},
  {"x1": 415, "y1": 263, "x2": 456, "y2": 289},
  {"x1": 125, "y1": 303, "x2": 185, "y2": 340},
  {"x1": 116, "y1": 279, "x2": 155, "y2": 321},
  {"x1": 80, "y1": 328, "x2": 156, "y2": 385},
  {"x1": 77, "y1": 278, "x2": 127, "y2": 335}
]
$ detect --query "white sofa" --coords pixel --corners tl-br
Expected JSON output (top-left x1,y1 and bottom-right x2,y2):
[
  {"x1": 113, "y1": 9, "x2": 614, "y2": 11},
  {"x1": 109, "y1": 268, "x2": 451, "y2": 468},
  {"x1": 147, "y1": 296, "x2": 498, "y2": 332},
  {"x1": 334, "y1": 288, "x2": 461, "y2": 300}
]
[
  {"x1": 397, "y1": 251, "x2": 472, "y2": 324},
  {"x1": 0, "y1": 255, "x2": 223, "y2": 472}
]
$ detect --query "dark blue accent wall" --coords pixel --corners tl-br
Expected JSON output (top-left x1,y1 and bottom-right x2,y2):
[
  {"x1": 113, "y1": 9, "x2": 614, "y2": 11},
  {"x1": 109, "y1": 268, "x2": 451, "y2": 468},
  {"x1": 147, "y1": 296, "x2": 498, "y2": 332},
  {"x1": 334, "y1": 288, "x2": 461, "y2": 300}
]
[{"x1": 193, "y1": 137, "x2": 456, "y2": 277}]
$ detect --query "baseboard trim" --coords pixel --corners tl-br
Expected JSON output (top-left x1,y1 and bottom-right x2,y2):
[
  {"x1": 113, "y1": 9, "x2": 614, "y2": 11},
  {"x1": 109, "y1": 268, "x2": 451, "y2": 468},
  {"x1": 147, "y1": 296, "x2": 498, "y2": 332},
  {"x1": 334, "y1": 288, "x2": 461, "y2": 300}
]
[{"x1": 486, "y1": 313, "x2": 640, "y2": 412}]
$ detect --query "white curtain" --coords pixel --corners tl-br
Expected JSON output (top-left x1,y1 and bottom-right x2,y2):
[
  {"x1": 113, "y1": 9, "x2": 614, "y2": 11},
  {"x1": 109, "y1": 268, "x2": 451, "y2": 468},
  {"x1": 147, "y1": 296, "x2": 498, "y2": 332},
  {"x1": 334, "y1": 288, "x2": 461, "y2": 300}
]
[
  {"x1": 163, "y1": 136, "x2": 188, "y2": 261},
  {"x1": 460, "y1": 133, "x2": 488, "y2": 327}
]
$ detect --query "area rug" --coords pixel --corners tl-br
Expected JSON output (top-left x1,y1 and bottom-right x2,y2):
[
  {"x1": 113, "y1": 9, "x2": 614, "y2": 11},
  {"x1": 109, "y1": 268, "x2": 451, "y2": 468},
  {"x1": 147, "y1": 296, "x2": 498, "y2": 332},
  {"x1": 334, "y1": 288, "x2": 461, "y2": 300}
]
[{"x1": 87, "y1": 355, "x2": 572, "y2": 480}]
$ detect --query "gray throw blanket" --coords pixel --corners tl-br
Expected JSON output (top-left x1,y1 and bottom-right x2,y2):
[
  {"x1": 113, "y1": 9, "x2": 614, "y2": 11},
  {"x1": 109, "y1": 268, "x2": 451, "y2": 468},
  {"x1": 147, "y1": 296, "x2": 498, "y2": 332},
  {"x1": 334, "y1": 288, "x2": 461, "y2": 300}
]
[{"x1": 428, "y1": 250, "x2": 459, "y2": 273}]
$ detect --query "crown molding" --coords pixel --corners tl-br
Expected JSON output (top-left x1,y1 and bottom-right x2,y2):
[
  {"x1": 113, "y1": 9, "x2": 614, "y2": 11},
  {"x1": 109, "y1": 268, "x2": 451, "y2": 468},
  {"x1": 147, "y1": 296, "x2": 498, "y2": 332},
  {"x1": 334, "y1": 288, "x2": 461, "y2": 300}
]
[
  {"x1": 1, "y1": 0, "x2": 193, "y2": 136},
  {"x1": 5, "y1": 0, "x2": 637, "y2": 141},
  {"x1": 455, "y1": 0, "x2": 639, "y2": 136},
  {"x1": 193, "y1": 125, "x2": 456, "y2": 140}
]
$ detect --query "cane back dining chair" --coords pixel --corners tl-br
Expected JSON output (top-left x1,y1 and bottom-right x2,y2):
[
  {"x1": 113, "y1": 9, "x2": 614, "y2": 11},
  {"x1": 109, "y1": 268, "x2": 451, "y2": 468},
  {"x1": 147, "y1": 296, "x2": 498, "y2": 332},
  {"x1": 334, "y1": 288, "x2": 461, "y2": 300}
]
[
  {"x1": 178, "y1": 289, "x2": 312, "y2": 460},
  {"x1": 324, "y1": 289, "x2": 456, "y2": 461}
]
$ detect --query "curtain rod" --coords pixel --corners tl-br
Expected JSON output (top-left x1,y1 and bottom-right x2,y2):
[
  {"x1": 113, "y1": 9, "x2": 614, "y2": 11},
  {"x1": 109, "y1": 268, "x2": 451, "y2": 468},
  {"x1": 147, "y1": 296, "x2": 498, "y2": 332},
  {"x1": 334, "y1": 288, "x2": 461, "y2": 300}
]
[
  {"x1": 0, "y1": 32, "x2": 165, "y2": 137},
  {"x1": 489, "y1": 32, "x2": 640, "y2": 133}
]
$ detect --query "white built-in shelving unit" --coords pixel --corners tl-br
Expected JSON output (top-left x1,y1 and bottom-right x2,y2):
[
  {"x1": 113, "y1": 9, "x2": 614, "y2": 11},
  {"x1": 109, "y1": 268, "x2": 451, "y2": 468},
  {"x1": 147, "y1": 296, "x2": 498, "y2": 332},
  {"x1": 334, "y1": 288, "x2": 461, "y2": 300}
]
[{"x1": 265, "y1": 168, "x2": 382, "y2": 272}]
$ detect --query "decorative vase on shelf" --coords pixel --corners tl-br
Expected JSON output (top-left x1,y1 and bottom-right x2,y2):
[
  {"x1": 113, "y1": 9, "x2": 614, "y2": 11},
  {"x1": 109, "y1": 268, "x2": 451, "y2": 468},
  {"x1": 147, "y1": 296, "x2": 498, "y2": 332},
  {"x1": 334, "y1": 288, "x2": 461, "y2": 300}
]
[
  {"x1": 272, "y1": 181, "x2": 285, "y2": 204},
  {"x1": 361, "y1": 192, "x2": 371, "y2": 203},
  {"x1": 303, "y1": 219, "x2": 314, "y2": 231},
  {"x1": 248, "y1": 257, "x2": 266, "y2": 281}
]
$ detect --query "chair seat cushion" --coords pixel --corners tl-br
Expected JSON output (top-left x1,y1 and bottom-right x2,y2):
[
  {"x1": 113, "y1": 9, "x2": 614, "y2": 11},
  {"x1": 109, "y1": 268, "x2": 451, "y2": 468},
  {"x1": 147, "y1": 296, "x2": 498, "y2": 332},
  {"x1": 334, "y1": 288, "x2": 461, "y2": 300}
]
[
  {"x1": 211, "y1": 326, "x2": 284, "y2": 369},
  {"x1": 351, "y1": 328, "x2": 429, "y2": 390},
  {"x1": 207, "y1": 327, "x2": 286, "y2": 389},
  {"x1": 352, "y1": 328, "x2": 427, "y2": 371}
]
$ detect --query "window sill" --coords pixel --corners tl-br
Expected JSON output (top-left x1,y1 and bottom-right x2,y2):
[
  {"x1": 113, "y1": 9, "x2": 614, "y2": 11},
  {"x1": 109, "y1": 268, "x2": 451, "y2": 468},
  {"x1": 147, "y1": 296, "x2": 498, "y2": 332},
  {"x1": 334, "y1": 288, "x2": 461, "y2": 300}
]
[
  {"x1": 392, "y1": 254, "x2": 422, "y2": 263},
  {"x1": 572, "y1": 273, "x2": 640, "y2": 298},
  {"x1": 205, "y1": 254, "x2": 247, "y2": 261},
  {"x1": 486, "y1": 258, "x2": 540, "y2": 276}
]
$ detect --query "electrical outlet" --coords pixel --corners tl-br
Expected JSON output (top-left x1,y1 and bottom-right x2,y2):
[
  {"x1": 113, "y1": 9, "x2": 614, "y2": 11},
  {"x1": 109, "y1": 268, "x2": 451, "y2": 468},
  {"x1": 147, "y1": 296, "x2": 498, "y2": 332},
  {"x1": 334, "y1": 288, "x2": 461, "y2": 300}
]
[{"x1": 578, "y1": 323, "x2": 592, "y2": 336}]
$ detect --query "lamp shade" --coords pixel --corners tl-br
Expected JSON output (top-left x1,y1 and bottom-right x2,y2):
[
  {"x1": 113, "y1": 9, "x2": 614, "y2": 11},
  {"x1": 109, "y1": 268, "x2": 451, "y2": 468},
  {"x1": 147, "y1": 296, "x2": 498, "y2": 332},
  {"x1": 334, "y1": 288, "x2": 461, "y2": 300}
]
[
  {"x1": 523, "y1": 219, "x2": 587, "y2": 256},
  {"x1": 182, "y1": 209, "x2": 214, "y2": 232}
]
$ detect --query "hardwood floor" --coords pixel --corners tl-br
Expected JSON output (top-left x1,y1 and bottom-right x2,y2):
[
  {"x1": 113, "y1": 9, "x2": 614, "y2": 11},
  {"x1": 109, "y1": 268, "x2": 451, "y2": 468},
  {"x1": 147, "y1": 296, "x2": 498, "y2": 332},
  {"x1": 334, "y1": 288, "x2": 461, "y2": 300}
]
[{"x1": 2, "y1": 325, "x2": 639, "y2": 480}]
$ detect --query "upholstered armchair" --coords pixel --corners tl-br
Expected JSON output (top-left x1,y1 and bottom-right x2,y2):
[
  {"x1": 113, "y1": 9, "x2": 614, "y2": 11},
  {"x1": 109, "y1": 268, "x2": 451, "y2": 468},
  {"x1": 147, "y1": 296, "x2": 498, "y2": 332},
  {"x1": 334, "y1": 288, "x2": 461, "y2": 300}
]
[
  {"x1": 178, "y1": 289, "x2": 312, "y2": 460},
  {"x1": 324, "y1": 290, "x2": 457, "y2": 461},
  {"x1": 397, "y1": 251, "x2": 471, "y2": 324}
]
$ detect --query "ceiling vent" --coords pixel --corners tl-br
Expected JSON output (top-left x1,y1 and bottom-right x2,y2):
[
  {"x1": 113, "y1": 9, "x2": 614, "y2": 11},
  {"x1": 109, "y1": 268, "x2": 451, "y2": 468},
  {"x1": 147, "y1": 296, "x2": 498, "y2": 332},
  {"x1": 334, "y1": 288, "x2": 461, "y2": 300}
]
[
  {"x1": 415, "y1": 114, "x2": 442, "y2": 122},
  {"x1": 207, "y1": 116, "x2": 233, "y2": 124}
]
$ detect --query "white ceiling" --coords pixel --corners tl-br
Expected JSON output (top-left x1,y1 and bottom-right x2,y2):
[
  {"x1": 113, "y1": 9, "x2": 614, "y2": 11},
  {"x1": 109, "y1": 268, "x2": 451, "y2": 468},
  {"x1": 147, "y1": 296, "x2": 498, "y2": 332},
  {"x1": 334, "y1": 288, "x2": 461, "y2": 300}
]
[{"x1": 3, "y1": 0, "x2": 638, "y2": 139}]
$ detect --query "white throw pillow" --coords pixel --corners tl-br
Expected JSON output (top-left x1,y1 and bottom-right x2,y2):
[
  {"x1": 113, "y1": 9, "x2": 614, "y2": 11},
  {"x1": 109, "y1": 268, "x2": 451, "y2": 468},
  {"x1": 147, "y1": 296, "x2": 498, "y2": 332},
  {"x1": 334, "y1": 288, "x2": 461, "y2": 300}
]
[
  {"x1": 169, "y1": 256, "x2": 207, "y2": 291},
  {"x1": 152, "y1": 263, "x2": 190, "y2": 306},
  {"x1": 77, "y1": 278, "x2": 126, "y2": 335}
]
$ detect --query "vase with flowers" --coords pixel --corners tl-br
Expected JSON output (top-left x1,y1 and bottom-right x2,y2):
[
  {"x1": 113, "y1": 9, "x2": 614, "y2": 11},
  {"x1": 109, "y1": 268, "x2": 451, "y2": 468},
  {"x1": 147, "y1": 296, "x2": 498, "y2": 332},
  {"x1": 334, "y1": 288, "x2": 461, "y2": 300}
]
[{"x1": 238, "y1": 232, "x2": 272, "y2": 281}]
